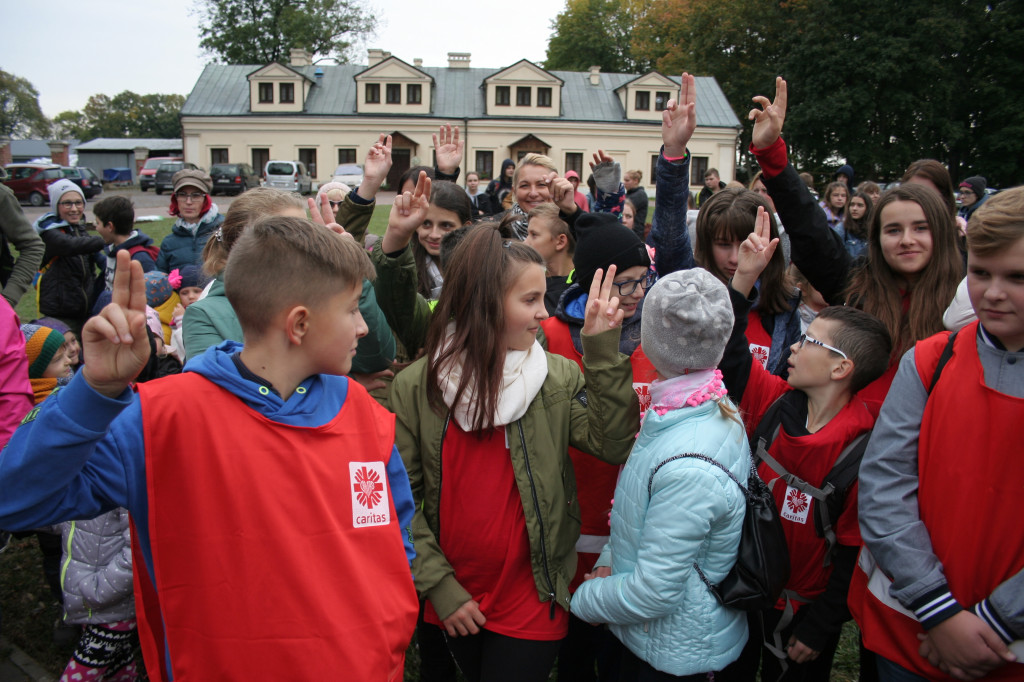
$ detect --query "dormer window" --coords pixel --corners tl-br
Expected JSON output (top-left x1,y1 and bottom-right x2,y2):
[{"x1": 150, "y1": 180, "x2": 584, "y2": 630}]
[
  {"x1": 517, "y1": 87, "x2": 531, "y2": 106},
  {"x1": 538, "y1": 88, "x2": 552, "y2": 108},
  {"x1": 259, "y1": 83, "x2": 274, "y2": 103},
  {"x1": 279, "y1": 83, "x2": 294, "y2": 103},
  {"x1": 655, "y1": 92, "x2": 670, "y2": 111},
  {"x1": 408, "y1": 84, "x2": 422, "y2": 104},
  {"x1": 635, "y1": 91, "x2": 650, "y2": 111},
  {"x1": 366, "y1": 83, "x2": 380, "y2": 103},
  {"x1": 386, "y1": 84, "x2": 401, "y2": 104},
  {"x1": 496, "y1": 86, "x2": 510, "y2": 106},
  {"x1": 354, "y1": 55, "x2": 433, "y2": 114}
]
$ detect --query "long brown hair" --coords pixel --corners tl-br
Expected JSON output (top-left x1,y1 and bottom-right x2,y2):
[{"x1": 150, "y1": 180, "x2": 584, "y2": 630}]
[
  {"x1": 845, "y1": 183, "x2": 962, "y2": 357},
  {"x1": 695, "y1": 188, "x2": 792, "y2": 315},
  {"x1": 425, "y1": 224, "x2": 545, "y2": 432},
  {"x1": 901, "y1": 159, "x2": 957, "y2": 219}
]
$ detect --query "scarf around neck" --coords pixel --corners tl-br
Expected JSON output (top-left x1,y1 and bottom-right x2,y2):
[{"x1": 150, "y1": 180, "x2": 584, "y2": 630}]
[{"x1": 435, "y1": 323, "x2": 548, "y2": 429}]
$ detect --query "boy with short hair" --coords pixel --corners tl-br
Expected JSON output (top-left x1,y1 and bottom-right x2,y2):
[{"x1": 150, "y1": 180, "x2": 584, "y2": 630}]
[
  {"x1": 0, "y1": 216, "x2": 419, "y2": 680},
  {"x1": 716, "y1": 208, "x2": 892, "y2": 682},
  {"x1": 92, "y1": 195, "x2": 157, "y2": 289},
  {"x1": 525, "y1": 202, "x2": 576, "y2": 315},
  {"x1": 853, "y1": 187, "x2": 1024, "y2": 681}
]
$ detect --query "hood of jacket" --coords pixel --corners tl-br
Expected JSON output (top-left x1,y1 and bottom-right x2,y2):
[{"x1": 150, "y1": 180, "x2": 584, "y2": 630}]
[{"x1": 185, "y1": 340, "x2": 349, "y2": 427}]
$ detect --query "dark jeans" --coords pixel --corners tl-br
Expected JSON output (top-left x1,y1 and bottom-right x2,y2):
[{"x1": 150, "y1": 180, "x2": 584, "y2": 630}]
[
  {"x1": 444, "y1": 628, "x2": 562, "y2": 682},
  {"x1": 557, "y1": 613, "x2": 623, "y2": 682},
  {"x1": 716, "y1": 608, "x2": 842, "y2": 682},
  {"x1": 875, "y1": 655, "x2": 931, "y2": 682}
]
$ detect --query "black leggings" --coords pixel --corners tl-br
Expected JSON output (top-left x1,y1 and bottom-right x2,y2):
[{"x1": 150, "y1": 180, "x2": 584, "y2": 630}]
[{"x1": 444, "y1": 628, "x2": 563, "y2": 682}]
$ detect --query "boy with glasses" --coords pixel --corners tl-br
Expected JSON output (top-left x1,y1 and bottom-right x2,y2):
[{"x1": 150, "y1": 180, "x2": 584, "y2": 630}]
[
  {"x1": 156, "y1": 169, "x2": 224, "y2": 273},
  {"x1": 716, "y1": 208, "x2": 893, "y2": 682},
  {"x1": 33, "y1": 179, "x2": 104, "y2": 334}
]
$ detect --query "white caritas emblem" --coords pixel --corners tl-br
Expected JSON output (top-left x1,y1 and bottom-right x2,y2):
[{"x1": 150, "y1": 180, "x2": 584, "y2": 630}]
[
  {"x1": 350, "y1": 462, "x2": 390, "y2": 528},
  {"x1": 781, "y1": 485, "x2": 810, "y2": 524}
]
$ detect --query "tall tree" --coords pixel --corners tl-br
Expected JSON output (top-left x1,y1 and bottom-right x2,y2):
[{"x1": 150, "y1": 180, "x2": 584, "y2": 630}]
[
  {"x1": 0, "y1": 69, "x2": 50, "y2": 138},
  {"x1": 195, "y1": 0, "x2": 376, "y2": 64},
  {"x1": 544, "y1": 0, "x2": 648, "y2": 73},
  {"x1": 54, "y1": 92, "x2": 185, "y2": 141}
]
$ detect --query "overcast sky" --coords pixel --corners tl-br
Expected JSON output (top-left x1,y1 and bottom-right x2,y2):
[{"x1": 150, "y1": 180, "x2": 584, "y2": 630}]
[{"x1": 2, "y1": 0, "x2": 562, "y2": 118}]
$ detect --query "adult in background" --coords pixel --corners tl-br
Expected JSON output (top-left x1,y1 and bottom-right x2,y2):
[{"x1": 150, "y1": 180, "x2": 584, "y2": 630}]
[
  {"x1": 957, "y1": 176, "x2": 988, "y2": 221},
  {"x1": 33, "y1": 180, "x2": 104, "y2": 335},
  {"x1": 486, "y1": 158, "x2": 515, "y2": 212},
  {"x1": 0, "y1": 183, "x2": 44, "y2": 308},
  {"x1": 623, "y1": 169, "x2": 648, "y2": 239},
  {"x1": 156, "y1": 169, "x2": 224, "y2": 273}
]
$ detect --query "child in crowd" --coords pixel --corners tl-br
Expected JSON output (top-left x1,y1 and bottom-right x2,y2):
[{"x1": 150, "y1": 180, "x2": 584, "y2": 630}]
[
  {"x1": 21, "y1": 322, "x2": 72, "y2": 403},
  {"x1": 93, "y1": 195, "x2": 157, "y2": 290},
  {"x1": 840, "y1": 192, "x2": 873, "y2": 260},
  {"x1": 389, "y1": 221, "x2": 638, "y2": 682},
  {"x1": 143, "y1": 270, "x2": 179, "y2": 347},
  {"x1": 820, "y1": 182, "x2": 848, "y2": 232},
  {"x1": 570, "y1": 268, "x2": 750, "y2": 680},
  {"x1": 58, "y1": 507, "x2": 137, "y2": 682},
  {"x1": 168, "y1": 265, "x2": 207, "y2": 363},
  {"x1": 524, "y1": 203, "x2": 575, "y2": 316},
  {"x1": 0, "y1": 218, "x2": 419, "y2": 679},
  {"x1": 36, "y1": 316, "x2": 81, "y2": 371},
  {"x1": 854, "y1": 186, "x2": 1024, "y2": 681},
  {"x1": 715, "y1": 208, "x2": 892, "y2": 682}
]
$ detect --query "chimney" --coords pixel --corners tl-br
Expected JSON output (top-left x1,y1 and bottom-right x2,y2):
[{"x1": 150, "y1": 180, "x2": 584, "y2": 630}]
[
  {"x1": 367, "y1": 48, "x2": 391, "y2": 67},
  {"x1": 289, "y1": 48, "x2": 312, "y2": 66},
  {"x1": 448, "y1": 52, "x2": 470, "y2": 69},
  {"x1": 413, "y1": 58, "x2": 423, "y2": 68},
  {"x1": 589, "y1": 66, "x2": 601, "y2": 86},
  {"x1": 48, "y1": 140, "x2": 69, "y2": 166}
]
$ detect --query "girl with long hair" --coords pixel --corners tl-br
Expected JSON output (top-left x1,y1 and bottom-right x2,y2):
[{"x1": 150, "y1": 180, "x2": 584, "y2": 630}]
[
  {"x1": 841, "y1": 191, "x2": 873, "y2": 259},
  {"x1": 821, "y1": 181, "x2": 849, "y2": 231},
  {"x1": 389, "y1": 216, "x2": 639, "y2": 682},
  {"x1": 748, "y1": 77, "x2": 962, "y2": 413}
]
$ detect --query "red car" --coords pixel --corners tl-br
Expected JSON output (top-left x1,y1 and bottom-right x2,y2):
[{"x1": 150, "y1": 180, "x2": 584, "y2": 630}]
[
  {"x1": 139, "y1": 156, "x2": 183, "y2": 191},
  {"x1": 2, "y1": 164, "x2": 65, "y2": 206}
]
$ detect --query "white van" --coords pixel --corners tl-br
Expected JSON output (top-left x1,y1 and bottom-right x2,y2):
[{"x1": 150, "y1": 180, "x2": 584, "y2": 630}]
[{"x1": 264, "y1": 160, "x2": 312, "y2": 194}]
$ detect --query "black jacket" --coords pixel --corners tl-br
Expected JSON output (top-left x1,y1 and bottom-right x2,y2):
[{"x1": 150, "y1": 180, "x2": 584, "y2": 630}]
[{"x1": 35, "y1": 215, "x2": 104, "y2": 322}]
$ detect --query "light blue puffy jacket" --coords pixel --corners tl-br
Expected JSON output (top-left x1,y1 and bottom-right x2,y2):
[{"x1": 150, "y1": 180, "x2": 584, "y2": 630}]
[{"x1": 570, "y1": 399, "x2": 750, "y2": 676}]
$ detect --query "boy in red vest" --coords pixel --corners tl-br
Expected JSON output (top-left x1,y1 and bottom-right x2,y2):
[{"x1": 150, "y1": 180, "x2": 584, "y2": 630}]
[
  {"x1": 0, "y1": 216, "x2": 419, "y2": 681},
  {"x1": 854, "y1": 187, "x2": 1024, "y2": 681},
  {"x1": 715, "y1": 208, "x2": 892, "y2": 682}
]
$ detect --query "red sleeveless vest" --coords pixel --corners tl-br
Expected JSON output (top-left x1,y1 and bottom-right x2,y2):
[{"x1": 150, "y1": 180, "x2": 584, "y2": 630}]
[
  {"x1": 134, "y1": 373, "x2": 418, "y2": 681},
  {"x1": 850, "y1": 323, "x2": 1024, "y2": 679},
  {"x1": 543, "y1": 318, "x2": 655, "y2": 588}
]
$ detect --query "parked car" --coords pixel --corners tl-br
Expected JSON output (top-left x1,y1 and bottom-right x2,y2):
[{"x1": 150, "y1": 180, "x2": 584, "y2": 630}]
[
  {"x1": 139, "y1": 156, "x2": 183, "y2": 191},
  {"x1": 62, "y1": 166, "x2": 103, "y2": 199},
  {"x1": 264, "y1": 160, "x2": 312, "y2": 194},
  {"x1": 154, "y1": 161, "x2": 199, "y2": 195},
  {"x1": 2, "y1": 163, "x2": 65, "y2": 206},
  {"x1": 210, "y1": 163, "x2": 260, "y2": 196},
  {"x1": 331, "y1": 163, "x2": 363, "y2": 189}
]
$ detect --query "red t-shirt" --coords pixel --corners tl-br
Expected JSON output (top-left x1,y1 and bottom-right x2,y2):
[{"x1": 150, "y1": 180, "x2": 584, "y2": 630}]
[
  {"x1": 746, "y1": 308, "x2": 773, "y2": 370},
  {"x1": 423, "y1": 421, "x2": 568, "y2": 641}
]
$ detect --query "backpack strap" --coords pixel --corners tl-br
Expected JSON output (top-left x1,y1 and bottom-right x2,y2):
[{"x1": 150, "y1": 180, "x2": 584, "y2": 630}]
[
  {"x1": 927, "y1": 329, "x2": 959, "y2": 394},
  {"x1": 750, "y1": 392, "x2": 790, "y2": 466}
]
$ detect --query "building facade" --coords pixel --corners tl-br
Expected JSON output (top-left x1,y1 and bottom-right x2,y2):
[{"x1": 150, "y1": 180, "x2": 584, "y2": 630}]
[{"x1": 180, "y1": 49, "x2": 742, "y2": 193}]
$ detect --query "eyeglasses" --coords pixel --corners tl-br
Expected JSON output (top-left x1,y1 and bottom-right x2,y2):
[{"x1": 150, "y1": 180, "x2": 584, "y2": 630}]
[
  {"x1": 798, "y1": 333, "x2": 847, "y2": 359},
  {"x1": 59, "y1": 200, "x2": 85, "y2": 208},
  {"x1": 175, "y1": 192, "x2": 207, "y2": 202},
  {"x1": 612, "y1": 271, "x2": 656, "y2": 297}
]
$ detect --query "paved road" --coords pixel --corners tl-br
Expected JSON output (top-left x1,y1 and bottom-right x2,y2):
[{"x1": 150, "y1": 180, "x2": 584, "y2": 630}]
[{"x1": 17, "y1": 186, "x2": 397, "y2": 224}]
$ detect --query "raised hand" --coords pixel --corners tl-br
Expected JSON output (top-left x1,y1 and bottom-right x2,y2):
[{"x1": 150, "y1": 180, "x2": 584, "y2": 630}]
[
  {"x1": 546, "y1": 171, "x2": 577, "y2": 214},
  {"x1": 583, "y1": 265, "x2": 625, "y2": 335},
  {"x1": 733, "y1": 206, "x2": 779, "y2": 296},
  {"x1": 749, "y1": 76, "x2": 788, "y2": 150},
  {"x1": 358, "y1": 133, "x2": 393, "y2": 200},
  {"x1": 662, "y1": 72, "x2": 697, "y2": 159},
  {"x1": 382, "y1": 171, "x2": 431, "y2": 253},
  {"x1": 81, "y1": 250, "x2": 151, "y2": 398},
  {"x1": 307, "y1": 195, "x2": 352, "y2": 239},
  {"x1": 432, "y1": 124, "x2": 464, "y2": 175},
  {"x1": 589, "y1": 149, "x2": 621, "y2": 194}
]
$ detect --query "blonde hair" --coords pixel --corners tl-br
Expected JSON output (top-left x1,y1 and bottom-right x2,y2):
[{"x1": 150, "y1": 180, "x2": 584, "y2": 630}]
[
  {"x1": 624, "y1": 169, "x2": 642, "y2": 183},
  {"x1": 201, "y1": 187, "x2": 305, "y2": 277},
  {"x1": 512, "y1": 153, "x2": 557, "y2": 188},
  {"x1": 527, "y1": 202, "x2": 574, "y2": 253},
  {"x1": 967, "y1": 186, "x2": 1024, "y2": 258}
]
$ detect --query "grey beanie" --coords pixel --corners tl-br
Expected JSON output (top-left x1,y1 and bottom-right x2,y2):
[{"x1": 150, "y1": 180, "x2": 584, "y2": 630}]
[
  {"x1": 641, "y1": 269, "x2": 734, "y2": 378},
  {"x1": 48, "y1": 179, "x2": 84, "y2": 214}
]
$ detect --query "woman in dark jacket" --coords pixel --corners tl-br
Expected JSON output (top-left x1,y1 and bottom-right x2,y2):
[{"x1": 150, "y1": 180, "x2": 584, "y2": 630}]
[{"x1": 33, "y1": 179, "x2": 104, "y2": 334}]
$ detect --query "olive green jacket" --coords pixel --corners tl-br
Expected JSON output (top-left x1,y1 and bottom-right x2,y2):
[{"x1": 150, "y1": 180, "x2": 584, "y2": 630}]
[{"x1": 389, "y1": 329, "x2": 639, "y2": 620}]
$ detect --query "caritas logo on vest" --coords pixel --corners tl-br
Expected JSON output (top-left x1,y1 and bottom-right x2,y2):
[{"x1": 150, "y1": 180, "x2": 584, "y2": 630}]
[{"x1": 350, "y1": 462, "x2": 391, "y2": 528}]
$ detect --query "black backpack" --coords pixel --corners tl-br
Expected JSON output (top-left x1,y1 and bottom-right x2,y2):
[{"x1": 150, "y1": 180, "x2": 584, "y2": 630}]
[{"x1": 649, "y1": 453, "x2": 790, "y2": 611}]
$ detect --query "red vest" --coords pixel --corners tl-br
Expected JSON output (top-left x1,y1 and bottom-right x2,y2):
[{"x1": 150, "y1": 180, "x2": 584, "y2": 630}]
[
  {"x1": 543, "y1": 318, "x2": 655, "y2": 588},
  {"x1": 135, "y1": 373, "x2": 418, "y2": 681},
  {"x1": 850, "y1": 323, "x2": 1024, "y2": 679}
]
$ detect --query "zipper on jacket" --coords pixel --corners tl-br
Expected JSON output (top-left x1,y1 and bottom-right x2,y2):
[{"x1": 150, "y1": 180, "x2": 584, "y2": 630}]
[
  {"x1": 516, "y1": 420, "x2": 558, "y2": 618},
  {"x1": 436, "y1": 416, "x2": 450, "y2": 543}
]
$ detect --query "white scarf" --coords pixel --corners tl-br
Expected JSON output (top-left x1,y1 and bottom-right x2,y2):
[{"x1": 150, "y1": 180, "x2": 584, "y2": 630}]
[{"x1": 435, "y1": 323, "x2": 548, "y2": 429}]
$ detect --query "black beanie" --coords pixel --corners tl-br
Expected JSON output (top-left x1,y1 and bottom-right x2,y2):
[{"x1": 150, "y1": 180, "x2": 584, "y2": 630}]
[
  {"x1": 573, "y1": 213, "x2": 651, "y2": 290},
  {"x1": 959, "y1": 176, "x2": 987, "y2": 197}
]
